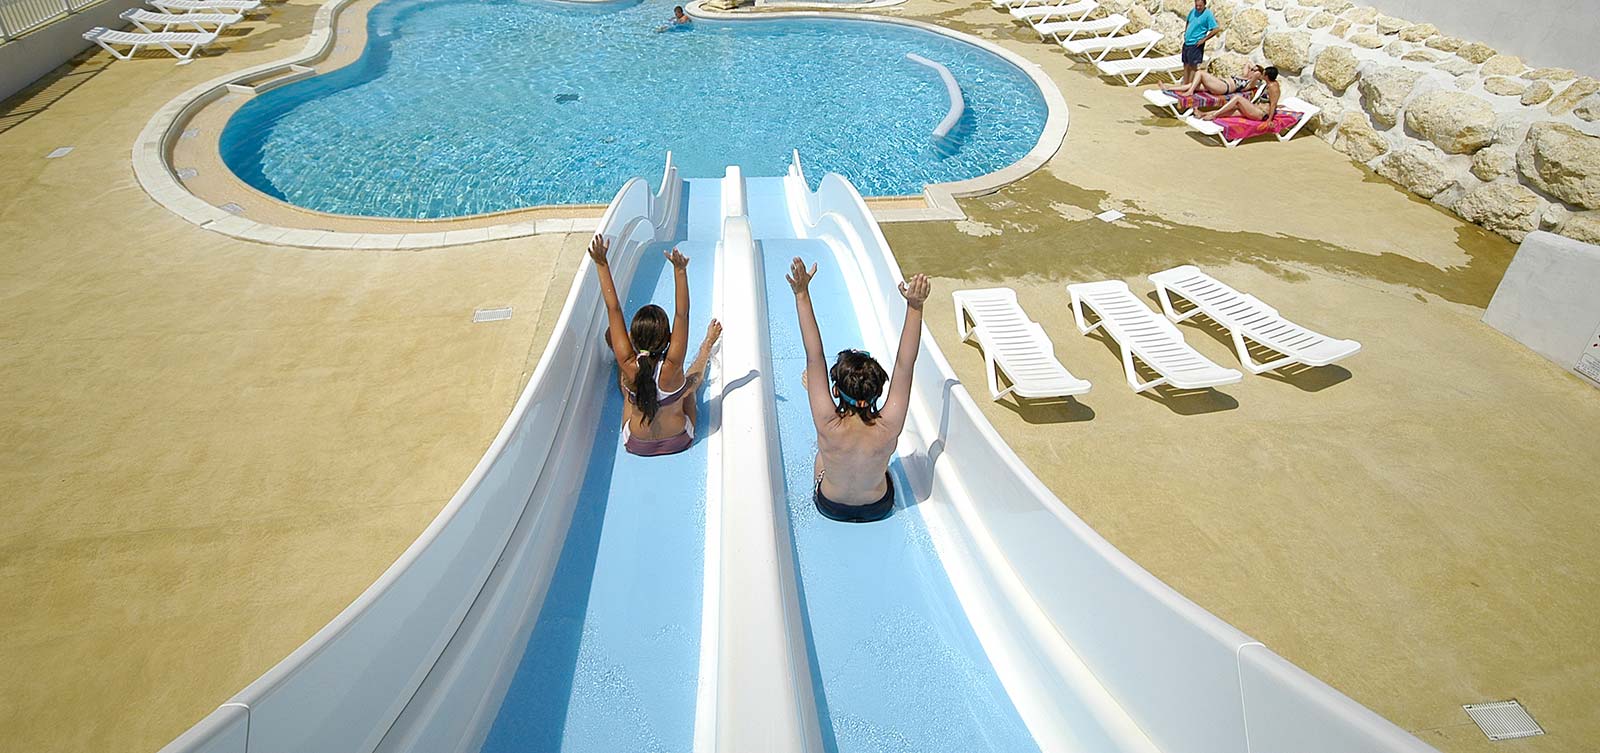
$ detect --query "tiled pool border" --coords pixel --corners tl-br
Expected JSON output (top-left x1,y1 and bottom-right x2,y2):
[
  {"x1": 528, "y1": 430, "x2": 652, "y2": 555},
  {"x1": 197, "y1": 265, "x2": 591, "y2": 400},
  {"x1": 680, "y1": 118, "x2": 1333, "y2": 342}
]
[{"x1": 132, "y1": 0, "x2": 1068, "y2": 249}]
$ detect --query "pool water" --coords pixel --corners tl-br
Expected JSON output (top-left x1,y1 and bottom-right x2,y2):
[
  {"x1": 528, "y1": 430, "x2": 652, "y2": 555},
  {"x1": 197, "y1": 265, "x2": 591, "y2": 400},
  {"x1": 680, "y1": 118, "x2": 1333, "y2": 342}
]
[{"x1": 219, "y1": 0, "x2": 1048, "y2": 218}]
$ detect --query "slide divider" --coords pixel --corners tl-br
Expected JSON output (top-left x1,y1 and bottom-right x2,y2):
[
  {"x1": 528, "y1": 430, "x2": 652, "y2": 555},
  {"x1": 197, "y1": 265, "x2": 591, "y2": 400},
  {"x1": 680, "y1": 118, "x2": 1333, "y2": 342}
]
[{"x1": 710, "y1": 197, "x2": 824, "y2": 753}]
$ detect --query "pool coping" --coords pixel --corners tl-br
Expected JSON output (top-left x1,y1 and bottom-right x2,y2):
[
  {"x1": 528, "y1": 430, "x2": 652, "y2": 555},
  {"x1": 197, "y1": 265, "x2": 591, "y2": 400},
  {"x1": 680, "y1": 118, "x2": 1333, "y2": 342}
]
[{"x1": 132, "y1": 0, "x2": 1068, "y2": 248}]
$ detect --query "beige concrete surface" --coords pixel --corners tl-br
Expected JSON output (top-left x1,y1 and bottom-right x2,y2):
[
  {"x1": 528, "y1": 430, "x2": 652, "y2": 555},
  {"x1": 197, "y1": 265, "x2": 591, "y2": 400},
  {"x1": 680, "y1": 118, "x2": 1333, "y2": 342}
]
[{"x1": 0, "y1": 1, "x2": 1596, "y2": 753}]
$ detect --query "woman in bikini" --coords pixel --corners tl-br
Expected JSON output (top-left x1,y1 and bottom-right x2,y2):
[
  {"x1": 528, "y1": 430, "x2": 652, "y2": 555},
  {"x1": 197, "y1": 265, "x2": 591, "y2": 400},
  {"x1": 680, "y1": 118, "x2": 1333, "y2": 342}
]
[
  {"x1": 1171, "y1": 63, "x2": 1264, "y2": 100},
  {"x1": 589, "y1": 234, "x2": 721, "y2": 457},
  {"x1": 1202, "y1": 65, "x2": 1281, "y2": 122}
]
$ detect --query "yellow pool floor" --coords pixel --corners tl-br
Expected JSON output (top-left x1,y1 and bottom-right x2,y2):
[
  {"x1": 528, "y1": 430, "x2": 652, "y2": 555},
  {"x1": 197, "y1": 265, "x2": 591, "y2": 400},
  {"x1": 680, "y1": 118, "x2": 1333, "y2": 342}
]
[{"x1": 1, "y1": 1, "x2": 1596, "y2": 752}]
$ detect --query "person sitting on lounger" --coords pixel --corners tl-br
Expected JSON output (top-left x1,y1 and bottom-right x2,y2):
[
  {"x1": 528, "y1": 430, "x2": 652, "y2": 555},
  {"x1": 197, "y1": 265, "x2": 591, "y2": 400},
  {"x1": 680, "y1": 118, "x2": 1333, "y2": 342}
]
[
  {"x1": 1202, "y1": 65, "x2": 1280, "y2": 121},
  {"x1": 589, "y1": 234, "x2": 721, "y2": 457},
  {"x1": 787, "y1": 257, "x2": 930, "y2": 523},
  {"x1": 1172, "y1": 63, "x2": 1264, "y2": 101}
]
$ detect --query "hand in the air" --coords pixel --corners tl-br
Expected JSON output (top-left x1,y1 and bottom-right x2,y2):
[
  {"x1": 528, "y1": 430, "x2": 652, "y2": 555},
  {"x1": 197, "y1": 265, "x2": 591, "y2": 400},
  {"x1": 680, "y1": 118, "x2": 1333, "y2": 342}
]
[
  {"x1": 786, "y1": 257, "x2": 818, "y2": 295},
  {"x1": 899, "y1": 273, "x2": 931, "y2": 311},
  {"x1": 588, "y1": 235, "x2": 610, "y2": 266},
  {"x1": 665, "y1": 247, "x2": 689, "y2": 270}
]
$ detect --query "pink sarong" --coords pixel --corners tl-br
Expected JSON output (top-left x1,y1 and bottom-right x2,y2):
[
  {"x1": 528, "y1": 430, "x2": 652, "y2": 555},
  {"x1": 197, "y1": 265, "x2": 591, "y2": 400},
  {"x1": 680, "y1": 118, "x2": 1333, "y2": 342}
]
[
  {"x1": 1160, "y1": 89, "x2": 1227, "y2": 111},
  {"x1": 1212, "y1": 109, "x2": 1302, "y2": 142}
]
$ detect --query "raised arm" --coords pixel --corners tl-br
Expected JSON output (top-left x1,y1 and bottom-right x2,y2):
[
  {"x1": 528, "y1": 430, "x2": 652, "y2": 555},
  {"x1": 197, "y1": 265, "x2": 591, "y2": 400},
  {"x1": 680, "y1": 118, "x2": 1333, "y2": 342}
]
[
  {"x1": 878, "y1": 274, "x2": 929, "y2": 433},
  {"x1": 589, "y1": 235, "x2": 634, "y2": 364},
  {"x1": 787, "y1": 257, "x2": 837, "y2": 429},
  {"x1": 665, "y1": 247, "x2": 691, "y2": 366}
]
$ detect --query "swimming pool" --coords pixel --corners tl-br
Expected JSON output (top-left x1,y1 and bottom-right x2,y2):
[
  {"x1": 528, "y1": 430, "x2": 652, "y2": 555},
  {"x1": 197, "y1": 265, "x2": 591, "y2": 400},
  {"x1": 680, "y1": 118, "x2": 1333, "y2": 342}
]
[{"x1": 218, "y1": 0, "x2": 1049, "y2": 219}]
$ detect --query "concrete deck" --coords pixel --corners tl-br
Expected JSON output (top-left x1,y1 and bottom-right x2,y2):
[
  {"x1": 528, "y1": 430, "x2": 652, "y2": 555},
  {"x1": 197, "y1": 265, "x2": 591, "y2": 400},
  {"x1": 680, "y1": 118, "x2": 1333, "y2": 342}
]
[{"x1": 0, "y1": 1, "x2": 1595, "y2": 752}]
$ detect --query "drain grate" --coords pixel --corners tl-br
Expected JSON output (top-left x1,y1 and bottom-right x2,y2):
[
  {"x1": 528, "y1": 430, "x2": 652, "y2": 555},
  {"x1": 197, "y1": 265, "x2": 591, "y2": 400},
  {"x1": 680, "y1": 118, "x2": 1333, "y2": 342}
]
[
  {"x1": 1095, "y1": 209, "x2": 1125, "y2": 223},
  {"x1": 45, "y1": 146, "x2": 73, "y2": 159},
  {"x1": 472, "y1": 306, "x2": 513, "y2": 323},
  {"x1": 1464, "y1": 700, "x2": 1544, "y2": 741},
  {"x1": 219, "y1": 202, "x2": 245, "y2": 215},
  {"x1": 176, "y1": 167, "x2": 198, "y2": 180}
]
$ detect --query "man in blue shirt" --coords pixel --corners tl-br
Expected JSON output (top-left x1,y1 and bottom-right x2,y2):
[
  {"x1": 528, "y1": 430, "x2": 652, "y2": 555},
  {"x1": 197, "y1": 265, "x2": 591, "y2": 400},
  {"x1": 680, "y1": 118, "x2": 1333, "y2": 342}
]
[{"x1": 1182, "y1": 0, "x2": 1220, "y2": 87}]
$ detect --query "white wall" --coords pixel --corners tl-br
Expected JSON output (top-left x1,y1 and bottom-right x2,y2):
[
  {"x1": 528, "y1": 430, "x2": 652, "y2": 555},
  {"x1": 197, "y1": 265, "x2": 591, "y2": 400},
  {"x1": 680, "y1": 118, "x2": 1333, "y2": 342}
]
[
  {"x1": 0, "y1": 0, "x2": 144, "y2": 103},
  {"x1": 1483, "y1": 231, "x2": 1600, "y2": 389},
  {"x1": 1361, "y1": 0, "x2": 1600, "y2": 77}
]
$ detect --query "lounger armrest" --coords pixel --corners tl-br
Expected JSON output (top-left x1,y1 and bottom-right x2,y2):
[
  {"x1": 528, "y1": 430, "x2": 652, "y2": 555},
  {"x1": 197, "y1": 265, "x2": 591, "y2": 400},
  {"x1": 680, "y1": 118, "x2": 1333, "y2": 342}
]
[{"x1": 1184, "y1": 116, "x2": 1224, "y2": 136}]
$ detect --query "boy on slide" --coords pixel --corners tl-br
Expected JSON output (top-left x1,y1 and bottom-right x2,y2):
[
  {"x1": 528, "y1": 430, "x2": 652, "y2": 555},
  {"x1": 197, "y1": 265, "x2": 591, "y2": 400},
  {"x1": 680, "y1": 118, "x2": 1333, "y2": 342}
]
[{"x1": 786, "y1": 256, "x2": 930, "y2": 523}]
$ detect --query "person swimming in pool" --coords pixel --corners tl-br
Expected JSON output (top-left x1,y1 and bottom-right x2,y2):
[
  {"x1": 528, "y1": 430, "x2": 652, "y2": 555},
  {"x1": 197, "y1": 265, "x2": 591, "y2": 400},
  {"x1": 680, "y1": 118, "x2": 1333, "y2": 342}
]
[
  {"x1": 787, "y1": 256, "x2": 930, "y2": 523},
  {"x1": 589, "y1": 234, "x2": 721, "y2": 457},
  {"x1": 654, "y1": 5, "x2": 691, "y2": 32}
]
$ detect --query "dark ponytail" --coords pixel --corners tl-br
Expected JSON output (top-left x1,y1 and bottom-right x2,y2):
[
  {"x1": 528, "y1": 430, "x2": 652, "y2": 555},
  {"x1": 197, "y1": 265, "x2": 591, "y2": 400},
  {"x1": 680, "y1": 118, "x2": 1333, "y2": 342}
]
[{"x1": 629, "y1": 304, "x2": 671, "y2": 424}]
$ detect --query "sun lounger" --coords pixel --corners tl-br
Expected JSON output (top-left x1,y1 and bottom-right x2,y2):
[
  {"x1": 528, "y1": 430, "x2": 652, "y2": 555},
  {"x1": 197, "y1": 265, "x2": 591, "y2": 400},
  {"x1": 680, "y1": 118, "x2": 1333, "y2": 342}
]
[
  {"x1": 1143, "y1": 82, "x2": 1264, "y2": 117},
  {"x1": 1067, "y1": 280, "x2": 1242, "y2": 392},
  {"x1": 1059, "y1": 28, "x2": 1162, "y2": 62},
  {"x1": 1182, "y1": 96, "x2": 1320, "y2": 147},
  {"x1": 1147, "y1": 265, "x2": 1360, "y2": 374},
  {"x1": 955, "y1": 288, "x2": 1091, "y2": 401},
  {"x1": 121, "y1": 8, "x2": 240, "y2": 32},
  {"x1": 148, "y1": 0, "x2": 260, "y2": 13},
  {"x1": 1035, "y1": 14, "x2": 1126, "y2": 42},
  {"x1": 1095, "y1": 53, "x2": 1184, "y2": 86},
  {"x1": 1011, "y1": 0, "x2": 1095, "y2": 25},
  {"x1": 83, "y1": 27, "x2": 218, "y2": 63}
]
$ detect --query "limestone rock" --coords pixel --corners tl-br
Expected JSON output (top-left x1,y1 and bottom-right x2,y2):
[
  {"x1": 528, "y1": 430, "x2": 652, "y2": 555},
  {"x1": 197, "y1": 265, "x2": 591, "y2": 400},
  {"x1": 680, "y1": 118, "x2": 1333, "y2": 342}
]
[
  {"x1": 1406, "y1": 91, "x2": 1496, "y2": 154},
  {"x1": 1305, "y1": 11, "x2": 1334, "y2": 29},
  {"x1": 1265, "y1": 0, "x2": 1286, "y2": 9},
  {"x1": 1262, "y1": 30, "x2": 1312, "y2": 74},
  {"x1": 1398, "y1": 23, "x2": 1437, "y2": 43},
  {"x1": 1478, "y1": 54, "x2": 1525, "y2": 77},
  {"x1": 1558, "y1": 212, "x2": 1600, "y2": 244},
  {"x1": 1210, "y1": 0, "x2": 1238, "y2": 27},
  {"x1": 1454, "y1": 181, "x2": 1544, "y2": 241},
  {"x1": 1151, "y1": 13, "x2": 1186, "y2": 55},
  {"x1": 1342, "y1": 6, "x2": 1377, "y2": 24},
  {"x1": 1435, "y1": 57, "x2": 1476, "y2": 77},
  {"x1": 1375, "y1": 14, "x2": 1407, "y2": 35},
  {"x1": 1296, "y1": 84, "x2": 1347, "y2": 138},
  {"x1": 1521, "y1": 80, "x2": 1555, "y2": 106},
  {"x1": 1124, "y1": 4, "x2": 1155, "y2": 33},
  {"x1": 1456, "y1": 42, "x2": 1496, "y2": 64},
  {"x1": 1547, "y1": 77, "x2": 1600, "y2": 116},
  {"x1": 1425, "y1": 35, "x2": 1462, "y2": 53},
  {"x1": 1576, "y1": 95, "x2": 1600, "y2": 122},
  {"x1": 1359, "y1": 66, "x2": 1424, "y2": 128},
  {"x1": 1284, "y1": 6, "x2": 1312, "y2": 25},
  {"x1": 1313, "y1": 45, "x2": 1359, "y2": 91},
  {"x1": 1483, "y1": 77, "x2": 1528, "y2": 97},
  {"x1": 1319, "y1": 0, "x2": 1353, "y2": 13},
  {"x1": 1208, "y1": 51, "x2": 1251, "y2": 78},
  {"x1": 1470, "y1": 144, "x2": 1517, "y2": 181},
  {"x1": 1162, "y1": 0, "x2": 1191, "y2": 18},
  {"x1": 1376, "y1": 143, "x2": 1456, "y2": 197},
  {"x1": 1350, "y1": 31, "x2": 1384, "y2": 49},
  {"x1": 1335, "y1": 112, "x2": 1390, "y2": 162},
  {"x1": 1401, "y1": 49, "x2": 1442, "y2": 63},
  {"x1": 1330, "y1": 19, "x2": 1351, "y2": 38},
  {"x1": 1518, "y1": 122, "x2": 1600, "y2": 210},
  {"x1": 1227, "y1": 8, "x2": 1269, "y2": 53},
  {"x1": 1527, "y1": 67, "x2": 1577, "y2": 82}
]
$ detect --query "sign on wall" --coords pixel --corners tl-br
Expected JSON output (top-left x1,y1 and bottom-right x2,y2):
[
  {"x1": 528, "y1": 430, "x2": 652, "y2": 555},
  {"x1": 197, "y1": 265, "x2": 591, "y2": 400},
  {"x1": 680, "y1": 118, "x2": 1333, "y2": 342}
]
[{"x1": 1574, "y1": 322, "x2": 1600, "y2": 388}]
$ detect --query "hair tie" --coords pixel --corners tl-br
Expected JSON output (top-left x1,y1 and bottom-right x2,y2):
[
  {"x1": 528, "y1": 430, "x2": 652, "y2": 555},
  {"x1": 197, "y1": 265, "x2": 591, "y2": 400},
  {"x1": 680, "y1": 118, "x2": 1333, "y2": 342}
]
[
  {"x1": 637, "y1": 349, "x2": 651, "y2": 358},
  {"x1": 838, "y1": 392, "x2": 867, "y2": 408}
]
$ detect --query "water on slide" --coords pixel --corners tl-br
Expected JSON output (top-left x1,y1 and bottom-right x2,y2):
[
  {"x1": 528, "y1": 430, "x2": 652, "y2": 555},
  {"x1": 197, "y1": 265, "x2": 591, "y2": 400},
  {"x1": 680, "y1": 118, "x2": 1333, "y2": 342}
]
[{"x1": 476, "y1": 179, "x2": 723, "y2": 752}]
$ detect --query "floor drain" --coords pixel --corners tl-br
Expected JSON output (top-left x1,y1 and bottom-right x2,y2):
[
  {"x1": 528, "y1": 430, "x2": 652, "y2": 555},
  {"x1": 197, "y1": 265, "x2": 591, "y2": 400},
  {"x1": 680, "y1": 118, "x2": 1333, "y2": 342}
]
[
  {"x1": 1095, "y1": 209, "x2": 1125, "y2": 223},
  {"x1": 45, "y1": 146, "x2": 73, "y2": 159},
  {"x1": 1464, "y1": 700, "x2": 1544, "y2": 741},
  {"x1": 219, "y1": 202, "x2": 245, "y2": 215},
  {"x1": 176, "y1": 167, "x2": 198, "y2": 180},
  {"x1": 181, "y1": 128, "x2": 200, "y2": 139},
  {"x1": 473, "y1": 306, "x2": 513, "y2": 323}
]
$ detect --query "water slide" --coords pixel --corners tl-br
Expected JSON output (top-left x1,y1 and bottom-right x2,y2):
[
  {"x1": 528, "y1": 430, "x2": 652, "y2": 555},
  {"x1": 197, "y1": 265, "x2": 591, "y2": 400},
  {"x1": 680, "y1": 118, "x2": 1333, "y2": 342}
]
[{"x1": 160, "y1": 154, "x2": 1443, "y2": 753}]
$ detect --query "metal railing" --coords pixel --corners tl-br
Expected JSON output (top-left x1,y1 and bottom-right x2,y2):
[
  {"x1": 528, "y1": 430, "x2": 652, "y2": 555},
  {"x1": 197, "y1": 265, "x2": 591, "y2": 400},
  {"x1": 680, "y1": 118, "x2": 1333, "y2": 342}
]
[{"x1": 0, "y1": 0, "x2": 103, "y2": 42}]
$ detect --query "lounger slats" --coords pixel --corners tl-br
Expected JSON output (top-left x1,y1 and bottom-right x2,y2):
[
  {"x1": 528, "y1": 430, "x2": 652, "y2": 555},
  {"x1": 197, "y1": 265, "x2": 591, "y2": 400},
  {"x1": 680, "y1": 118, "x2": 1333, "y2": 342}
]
[
  {"x1": 1097, "y1": 54, "x2": 1184, "y2": 86},
  {"x1": 1067, "y1": 280, "x2": 1242, "y2": 392},
  {"x1": 1148, "y1": 265, "x2": 1360, "y2": 373},
  {"x1": 1035, "y1": 14, "x2": 1126, "y2": 42},
  {"x1": 955, "y1": 288, "x2": 1091, "y2": 401},
  {"x1": 1011, "y1": 0, "x2": 1094, "y2": 22}
]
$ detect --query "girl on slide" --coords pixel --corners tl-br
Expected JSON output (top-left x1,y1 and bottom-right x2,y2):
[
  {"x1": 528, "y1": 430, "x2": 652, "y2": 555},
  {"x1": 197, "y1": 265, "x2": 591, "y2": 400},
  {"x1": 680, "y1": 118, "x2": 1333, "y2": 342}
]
[{"x1": 589, "y1": 234, "x2": 721, "y2": 457}]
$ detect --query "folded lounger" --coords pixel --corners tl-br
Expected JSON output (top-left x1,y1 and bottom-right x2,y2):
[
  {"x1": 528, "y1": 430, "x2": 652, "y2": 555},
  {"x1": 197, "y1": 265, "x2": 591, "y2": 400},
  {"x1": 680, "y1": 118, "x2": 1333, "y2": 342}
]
[
  {"x1": 1067, "y1": 280, "x2": 1243, "y2": 392},
  {"x1": 121, "y1": 8, "x2": 241, "y2": 32},
  {"x1": 1183, "y1": 96, "x2": 1320, "y2": 147},
  {"x1": 1142, "y1": 81, "x2": 1264, "y2": 117},
  {"x1": 954, "y1": 288, "x2": 1091, "y2": 401},
  {"x1": 1035, "y1": 13, "x2": 1126, "y2": 42},
  {"x1": 1059, "y1": 28, "x2": 1162, "y2": 62},
  {"x1": 1011, "y1": 0, "x2": 1095, "y2": 25},
  {"x1": 1147, "y1": 265, "x2": 1361, "y2": 373},
  {"x1": 1095, "y1": 53, "x2": 1184, "y2": 86},
  {"x1": 83, "y1": 27, "x2": 218, "y2": 62},
  {"x1": 992, "y1": 0, "x2": 1052, "y2": 9},
  {"x1": 149, "y1": 0, "x2": 261, "y2": 13}
]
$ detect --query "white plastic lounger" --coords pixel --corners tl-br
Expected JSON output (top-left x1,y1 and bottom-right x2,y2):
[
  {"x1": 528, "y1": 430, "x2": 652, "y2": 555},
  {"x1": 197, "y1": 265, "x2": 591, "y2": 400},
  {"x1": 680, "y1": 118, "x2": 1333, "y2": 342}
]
[
  {"x1": 149, "y1": 0, "x2": 260, "y2": 13},
  {"x1": 1011, "y1": 0, "x2": 1094, "y2": 24},
  {"x1": 1060, "y1": 28, "x2": 1162, "y2": 62},
  {"x1": 1147, "y1": 265, "x2": 1360, "y2": 374},
  {"x1": 954, "y1": 289, "x2": 1091, "y2": 401},
  {"x1": 83, "y1": 27, "x2": 218, "y2": 62},
  {"x1": 121, "y1": 8, "x2": 240, "y2": 32},
  {"x1": 1096, "y1": 53, "x2": 1184, "y2": 86},
  {"x1": 1067, "y1": 280, "x2": 1242, "y2": 392},
  {"x1": 1035, "y1": 14, "x2": 1126, "y2": 42},
  {"x1": 1183, "y1": 96, "x2": 1320, "y2": 147}
]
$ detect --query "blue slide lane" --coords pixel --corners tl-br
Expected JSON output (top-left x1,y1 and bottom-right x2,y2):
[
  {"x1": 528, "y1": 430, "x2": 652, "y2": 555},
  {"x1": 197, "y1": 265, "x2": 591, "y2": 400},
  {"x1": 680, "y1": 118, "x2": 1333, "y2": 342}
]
[
  {"x1": 477, "y1": 180, "x2": 721, "y2": 753},
  {"x1": 749, "y1": 178, "x2": 1039, "y2": 753}
]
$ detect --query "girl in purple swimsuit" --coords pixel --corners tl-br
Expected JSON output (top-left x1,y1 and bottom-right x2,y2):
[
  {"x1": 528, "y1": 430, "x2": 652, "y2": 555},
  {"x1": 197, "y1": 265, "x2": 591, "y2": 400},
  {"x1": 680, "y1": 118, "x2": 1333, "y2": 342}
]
[{"x1": 589, "y1": 234, "x2": 721, "y2": 457}]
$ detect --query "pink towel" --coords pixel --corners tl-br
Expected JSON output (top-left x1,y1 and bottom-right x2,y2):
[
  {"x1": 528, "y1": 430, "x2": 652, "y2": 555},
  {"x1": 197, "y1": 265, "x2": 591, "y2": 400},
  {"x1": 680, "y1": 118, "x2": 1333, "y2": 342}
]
[
  {"x1": 1213, "y1": 109, "x2": 1302, "y2": 141},
  {"x1": 1161, "y1": 89, "x2": 1227, "y2": 111}
]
